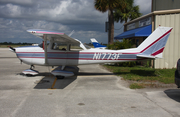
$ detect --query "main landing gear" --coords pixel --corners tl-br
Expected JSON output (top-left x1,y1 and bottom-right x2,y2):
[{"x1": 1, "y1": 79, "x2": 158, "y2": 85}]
[
  {"x1": 51, "y1": 66, "x2": 74, "y2": 79},
  {"x1": 22, "y1": 65, "x2": 74, "y2": 79}
]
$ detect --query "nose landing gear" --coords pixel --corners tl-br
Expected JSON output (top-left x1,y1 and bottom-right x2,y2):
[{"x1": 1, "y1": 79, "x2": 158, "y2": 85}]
[
  {"x1": 22, "y1": 65, "x2": 39, "y2": 76},
  {"x1": 30, "y1": 65, "x2": 35, "y2": 69}
]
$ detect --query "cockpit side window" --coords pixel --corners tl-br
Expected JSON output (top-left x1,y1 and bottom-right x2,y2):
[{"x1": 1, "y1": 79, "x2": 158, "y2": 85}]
[
  {"x1": 70, "y1": 44, "x2": 83, "y2": 51},
  {"x1": 52, "y1": 43, "x2": 67, "y2": 51}
]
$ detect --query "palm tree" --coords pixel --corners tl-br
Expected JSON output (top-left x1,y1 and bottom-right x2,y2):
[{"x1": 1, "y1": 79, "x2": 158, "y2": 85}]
[
  {"x1": 94, "y1": 0, "x2": 126, "y2": 44},
  {"x1": 114, "y1": 0, "x2": 142, "y2": 23}
]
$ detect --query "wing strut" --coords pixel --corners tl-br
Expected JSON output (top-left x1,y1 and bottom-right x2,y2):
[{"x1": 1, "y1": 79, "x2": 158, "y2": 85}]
[{"x1": 44, "y1": 34, "x2": 48, "y2": 65}]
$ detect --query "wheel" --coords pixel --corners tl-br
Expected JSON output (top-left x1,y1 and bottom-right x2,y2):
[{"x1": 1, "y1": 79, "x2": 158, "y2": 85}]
[
  {"x1": 56, "y1": 76, "x2": 65, "y2": 79},
  {"x1": 26, "y1": 74, "x2": 33, "y2": 77},
  {"x1": 177, "y1": 59, "x2": 180, "y2": 77}
]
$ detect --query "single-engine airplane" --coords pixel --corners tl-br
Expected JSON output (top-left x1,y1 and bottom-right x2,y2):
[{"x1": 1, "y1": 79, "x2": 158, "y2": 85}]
[
  {"x1": 90, "y1": 38, "x2": 106, "y2": 49},
  {"x1": 10, "y1": 26, "x2": 172, "y2": 78}
]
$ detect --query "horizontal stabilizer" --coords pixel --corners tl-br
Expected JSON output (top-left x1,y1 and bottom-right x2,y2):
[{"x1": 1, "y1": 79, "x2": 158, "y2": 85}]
[
  {"x1": 137, "y1": 53, "x2": 163, "y2": 59},
  {"x1": 137, "y1": 54, "x2": 156, "y2": 59}
]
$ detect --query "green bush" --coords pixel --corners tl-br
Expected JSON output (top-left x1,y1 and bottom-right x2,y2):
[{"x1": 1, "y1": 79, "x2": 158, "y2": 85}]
[
  {"x1": 107, "y1": 39, "x2": 132, "y2": 50},
  {"x1": 114, "y1": 62, "x2": 136, "y2": 67},
  {"x1": 107, "y1": 39, "x2": 136, "y2": 67}
]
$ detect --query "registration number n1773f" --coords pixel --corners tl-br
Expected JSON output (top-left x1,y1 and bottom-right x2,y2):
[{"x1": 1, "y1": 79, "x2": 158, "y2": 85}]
[{"x1": 93, "y1": 53, "x2": 120, "y2": 60}]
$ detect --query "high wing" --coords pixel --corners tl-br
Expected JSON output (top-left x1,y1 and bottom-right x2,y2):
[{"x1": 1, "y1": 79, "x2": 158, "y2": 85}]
[{"x1": 27, "y1": 29, "x2": 80, "y2": 45}]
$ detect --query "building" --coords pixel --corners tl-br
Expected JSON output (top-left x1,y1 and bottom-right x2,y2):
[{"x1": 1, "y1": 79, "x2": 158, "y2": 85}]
[{"x1": 114, "y1": 0, "x2": 180, "y2": 69}]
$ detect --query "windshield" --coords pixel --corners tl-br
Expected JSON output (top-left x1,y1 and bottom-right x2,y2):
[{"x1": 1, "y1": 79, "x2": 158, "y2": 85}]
[
  {"x1": 38, "y1": 41, "x2": 49, "y2": 48},
  {"x1": 83, "y1": 43, "x2": 91, "y2": 49},
  {"x1": 38, "y1": 43, "x2": 43, "y2": 48}
]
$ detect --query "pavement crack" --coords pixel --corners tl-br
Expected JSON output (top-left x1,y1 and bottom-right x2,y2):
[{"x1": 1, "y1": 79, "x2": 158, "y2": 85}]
[
  {"x1": 142, "y1": 93, "x2": 175, "y2": 117},
  {"x1": 10, "y1": 92, "x2": 30, "y2": 117}
]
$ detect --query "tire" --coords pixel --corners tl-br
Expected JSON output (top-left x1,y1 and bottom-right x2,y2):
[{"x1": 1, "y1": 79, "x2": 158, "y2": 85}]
[
  {"x1": 177, "y1": 59, "x2": 180, "y2": 76},
  {"x1": 56, "y1": 76, "x2": 65, "y2": 79},
  {"x1": 26, "y1": 74, "x2": 33, "y2": 77}
]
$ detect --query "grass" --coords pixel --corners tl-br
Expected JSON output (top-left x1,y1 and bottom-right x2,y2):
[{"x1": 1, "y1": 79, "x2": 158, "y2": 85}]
[
  {"x1": 129, "y1": 83, "x2": 145, "y2": 89},
  {"x1": 0, "y1": 45, "x2": 31, "y2": 48},
  {"x1": 104, "y1": 65, "x2": 176, "y2": 89}
]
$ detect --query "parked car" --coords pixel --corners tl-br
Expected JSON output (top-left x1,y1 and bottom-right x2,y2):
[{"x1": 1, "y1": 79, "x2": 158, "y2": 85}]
[{"x1": 175, "y1": 59, "x2": 180, "y2": 88}]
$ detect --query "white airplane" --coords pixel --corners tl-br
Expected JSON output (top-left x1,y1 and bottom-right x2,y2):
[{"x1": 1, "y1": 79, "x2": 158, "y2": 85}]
[
  {"x1": 90, "y1": 38, "x2": 106, "y2": 49},
  {"x1": 10, "y1": 26, "x2": 172, "y2": 78}
]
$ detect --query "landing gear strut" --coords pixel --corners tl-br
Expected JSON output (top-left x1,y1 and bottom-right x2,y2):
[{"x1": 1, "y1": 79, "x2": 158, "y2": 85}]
[{"x1": 30, "y1": 65, "x2": 35, "y2": 69}]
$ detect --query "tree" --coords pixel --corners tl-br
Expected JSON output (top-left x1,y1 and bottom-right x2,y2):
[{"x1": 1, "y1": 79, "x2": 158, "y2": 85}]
[
  {"x1": 114, "y1": 0, "x2": 142, "y2": 23},
  {"x1": 94, "y1": 0, "x2": 126, "y2": 44}
]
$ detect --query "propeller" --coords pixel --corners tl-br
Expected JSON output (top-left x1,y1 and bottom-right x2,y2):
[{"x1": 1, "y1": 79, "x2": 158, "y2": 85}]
[{"x1": 9, "y1": 46, "x2": 16, "y2": 52}]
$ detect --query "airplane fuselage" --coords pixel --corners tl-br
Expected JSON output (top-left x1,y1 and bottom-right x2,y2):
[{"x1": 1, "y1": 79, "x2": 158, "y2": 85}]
[{"x1": 15, "y1": 45, "x2": 143, "y2": 67}]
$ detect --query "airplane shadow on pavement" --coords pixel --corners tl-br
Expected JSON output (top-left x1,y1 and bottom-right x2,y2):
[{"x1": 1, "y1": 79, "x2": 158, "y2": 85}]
[
  {"x1": 33, "y1": 72, "x2": 114, "y2": 89},
  {"x1": 34, "y1": 75, "x2": 77, "y2": 89},
  {"x1": 18, "y1": 65, "x2": 115, "y2": 89},
  {"x1": 164, "y1": 89, "x2": 180, "y2": 103},
  {"x1": 34, "y1": 66, "x2": 80, "y2": 89}
]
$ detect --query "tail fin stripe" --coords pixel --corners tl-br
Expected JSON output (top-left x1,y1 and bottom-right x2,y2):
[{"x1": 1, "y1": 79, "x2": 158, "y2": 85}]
[
  {"x1": 140, "y1": 28, "x2": 172, "y2": 53},
  {"x1": 151, "y1": 47, "x2": 164, "y2": 56}
]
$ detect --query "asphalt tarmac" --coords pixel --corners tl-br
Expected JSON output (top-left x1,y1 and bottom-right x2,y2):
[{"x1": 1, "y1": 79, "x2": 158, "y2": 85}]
[{"x1": 1, "y1": 48, "x2": 180, "y2": 117}]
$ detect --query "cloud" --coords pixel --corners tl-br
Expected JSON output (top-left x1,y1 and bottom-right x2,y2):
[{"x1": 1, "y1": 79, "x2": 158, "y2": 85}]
[
  {"x1": 0, "y1": 0, "x2": 35, "y2": 7},
  {"x1": 0, "y1": 0, "x2": 107, "y2": 25},
  {"x1": 0, "y1": 0, "x2": 151, "y2": 44},
  {"x1": 134, "y1": 0, "x2": 151, "y2": 15}
]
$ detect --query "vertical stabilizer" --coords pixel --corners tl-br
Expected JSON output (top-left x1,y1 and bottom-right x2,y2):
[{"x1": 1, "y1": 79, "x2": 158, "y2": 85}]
[
  {"x1": 137, "y1": 26, "x2": 172, "y2": 58},
  {"x1": 90, "y1": 38, "x2": 106, "y2": 49}
]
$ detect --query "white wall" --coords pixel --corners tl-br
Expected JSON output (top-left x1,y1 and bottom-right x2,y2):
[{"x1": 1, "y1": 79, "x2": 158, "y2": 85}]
[{"x1": 155, "y1": 13, "x2": 180, "y2": 68}]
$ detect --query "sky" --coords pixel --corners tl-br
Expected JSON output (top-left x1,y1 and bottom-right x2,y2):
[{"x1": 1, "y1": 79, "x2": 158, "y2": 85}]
[{"x1": 0, "y1": 0, "x2": 151, "y2": 44}]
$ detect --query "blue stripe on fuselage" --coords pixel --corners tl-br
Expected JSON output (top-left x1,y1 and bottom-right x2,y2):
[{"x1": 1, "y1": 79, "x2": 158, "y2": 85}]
[{"x1": 16, "y1": 52, "x2": 138, "y2": 60}]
